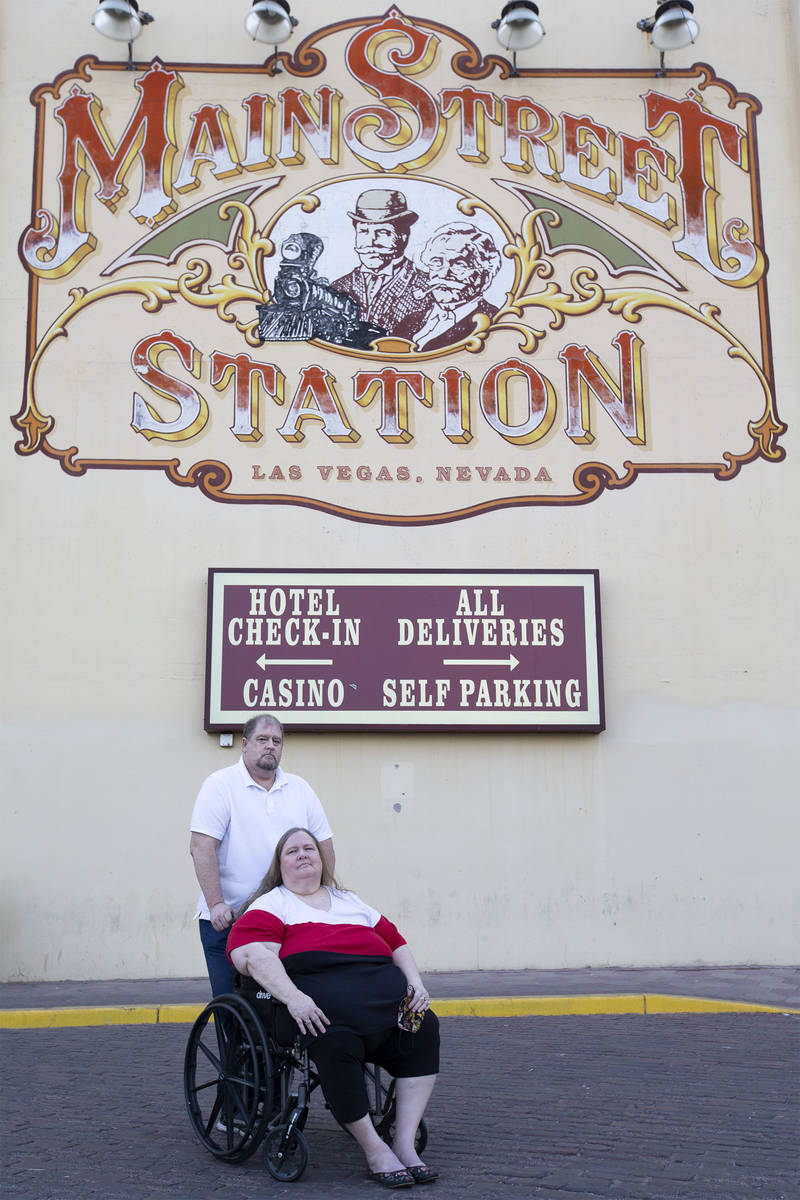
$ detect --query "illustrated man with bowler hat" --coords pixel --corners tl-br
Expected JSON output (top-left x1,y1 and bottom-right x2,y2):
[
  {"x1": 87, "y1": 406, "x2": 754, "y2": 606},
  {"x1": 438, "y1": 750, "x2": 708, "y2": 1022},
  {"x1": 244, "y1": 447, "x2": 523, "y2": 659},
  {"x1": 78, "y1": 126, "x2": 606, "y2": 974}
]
[{"x1": 332, "y1": 188, "x2": 430, "y2": 335}]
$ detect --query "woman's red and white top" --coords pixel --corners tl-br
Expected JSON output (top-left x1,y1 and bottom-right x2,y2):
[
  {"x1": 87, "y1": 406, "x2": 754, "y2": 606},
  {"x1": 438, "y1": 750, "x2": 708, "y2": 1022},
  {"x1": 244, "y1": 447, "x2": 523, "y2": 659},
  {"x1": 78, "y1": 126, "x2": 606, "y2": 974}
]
[{"x1": 227, "y1": 887, "x2": 408, "y2": 1035}]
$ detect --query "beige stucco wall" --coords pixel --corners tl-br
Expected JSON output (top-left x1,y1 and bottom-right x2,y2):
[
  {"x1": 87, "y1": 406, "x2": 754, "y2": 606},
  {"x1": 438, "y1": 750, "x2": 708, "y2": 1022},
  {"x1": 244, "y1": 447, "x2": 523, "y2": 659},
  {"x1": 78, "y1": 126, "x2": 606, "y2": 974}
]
[{"x1": 1, "y1": 0, "x2": 798, "y2": 981}]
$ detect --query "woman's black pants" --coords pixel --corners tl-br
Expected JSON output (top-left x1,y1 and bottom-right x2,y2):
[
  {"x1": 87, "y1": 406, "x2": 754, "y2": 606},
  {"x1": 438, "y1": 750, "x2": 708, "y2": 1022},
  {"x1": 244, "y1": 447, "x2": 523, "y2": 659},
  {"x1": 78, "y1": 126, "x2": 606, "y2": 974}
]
[{"x1": 307, "y1": 1010, "x2": 440, "y2": 1126}]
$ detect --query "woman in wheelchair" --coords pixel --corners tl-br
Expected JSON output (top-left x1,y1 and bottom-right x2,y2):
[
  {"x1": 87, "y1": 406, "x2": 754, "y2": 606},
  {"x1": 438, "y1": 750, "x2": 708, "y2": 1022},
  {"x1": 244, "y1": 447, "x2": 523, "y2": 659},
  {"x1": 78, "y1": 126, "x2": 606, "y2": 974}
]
[{"x1": 227, "y1": 826, "x2": 440, "y2": 1188}]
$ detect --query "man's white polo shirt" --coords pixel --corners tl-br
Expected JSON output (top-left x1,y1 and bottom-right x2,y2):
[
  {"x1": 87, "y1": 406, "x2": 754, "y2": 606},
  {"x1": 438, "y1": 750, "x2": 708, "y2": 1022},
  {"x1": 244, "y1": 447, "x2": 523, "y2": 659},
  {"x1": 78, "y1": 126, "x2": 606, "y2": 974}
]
[{"x1": 190, "y1": 758, "x2": 332, "y2": 919}]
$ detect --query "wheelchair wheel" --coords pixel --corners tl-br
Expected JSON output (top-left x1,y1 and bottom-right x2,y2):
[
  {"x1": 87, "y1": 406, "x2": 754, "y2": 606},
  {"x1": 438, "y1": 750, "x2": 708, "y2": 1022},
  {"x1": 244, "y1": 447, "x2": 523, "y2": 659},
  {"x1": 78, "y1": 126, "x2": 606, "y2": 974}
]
[
  {"x1": 263, "y1": 1126, "x2": 309, "y2": 1182},
  {"x1": 364, "y1": 1066, "x2": 428, "y2": 1155},
  {"x1": 184, "y1": 994, "x2": 274, "y2": 1163},
  {"x1": 376, "y1": 1112, "x2": 428, "y2": 1156}
]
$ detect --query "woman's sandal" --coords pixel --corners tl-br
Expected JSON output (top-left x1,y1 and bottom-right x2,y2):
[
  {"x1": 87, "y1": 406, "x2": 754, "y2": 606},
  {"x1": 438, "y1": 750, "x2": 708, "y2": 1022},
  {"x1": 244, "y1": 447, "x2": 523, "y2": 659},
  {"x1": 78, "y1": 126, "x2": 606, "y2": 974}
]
[
  {"x1": 407, "y1": 1164, "x2": 438, "y2": 1184},
  {"x1": 368, "y1": 1168, "x2": 415, "y2": 1188}
]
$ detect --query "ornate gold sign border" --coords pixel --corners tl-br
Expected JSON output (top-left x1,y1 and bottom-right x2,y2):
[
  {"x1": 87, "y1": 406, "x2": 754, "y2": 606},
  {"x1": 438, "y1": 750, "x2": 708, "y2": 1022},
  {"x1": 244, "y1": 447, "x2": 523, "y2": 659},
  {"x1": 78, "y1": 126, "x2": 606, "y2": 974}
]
[{"x1": 14, "y1": 21, "x2": 785, "y2": 526}]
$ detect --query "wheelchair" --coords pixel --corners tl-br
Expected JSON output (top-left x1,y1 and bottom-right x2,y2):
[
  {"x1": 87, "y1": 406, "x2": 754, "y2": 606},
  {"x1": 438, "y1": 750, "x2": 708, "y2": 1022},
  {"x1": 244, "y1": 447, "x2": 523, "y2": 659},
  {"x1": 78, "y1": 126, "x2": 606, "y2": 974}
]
[{"x1": 183, "y1": 982, "x2": 428, "y2": 1182}]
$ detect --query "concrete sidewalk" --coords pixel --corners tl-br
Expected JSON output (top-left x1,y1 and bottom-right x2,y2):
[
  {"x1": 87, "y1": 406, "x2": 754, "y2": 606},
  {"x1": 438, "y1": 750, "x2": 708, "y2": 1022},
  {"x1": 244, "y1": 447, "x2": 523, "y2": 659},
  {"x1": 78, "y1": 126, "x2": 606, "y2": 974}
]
[{"x1": 2, "y1": 966, "x2": 799, "y2": 1027}]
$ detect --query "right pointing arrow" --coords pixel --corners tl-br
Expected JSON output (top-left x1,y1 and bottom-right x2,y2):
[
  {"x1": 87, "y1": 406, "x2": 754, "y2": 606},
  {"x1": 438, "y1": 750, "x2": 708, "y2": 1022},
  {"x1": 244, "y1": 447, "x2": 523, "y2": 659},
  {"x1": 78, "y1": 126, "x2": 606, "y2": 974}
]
[{"x1": 442, "y1": 654, "x2": 519, "y2": 671}]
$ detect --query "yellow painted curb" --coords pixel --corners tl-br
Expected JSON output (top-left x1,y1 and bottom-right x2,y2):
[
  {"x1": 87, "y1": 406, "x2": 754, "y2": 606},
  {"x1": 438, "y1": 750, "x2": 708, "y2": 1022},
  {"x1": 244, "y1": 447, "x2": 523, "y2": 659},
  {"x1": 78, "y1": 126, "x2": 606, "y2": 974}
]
[
  {"x1": 158, "y1": 1003, "x2": 206, "y2": 1024},
  {"x1": 432, "y1": 993, "x2": 645, "y2": 1017},
  {"x1": 0, "y1": 1003, "x2": 205, "y2": 1029},
  {"x1": 1, "y1": 993, "x2": 797, "y2": 1029},
  {"x1": 643, "y1": 994, "x2": 799, "y2": 1015},
  {"x1": 1, "y1": 1005, "x2": 159, "y2": 1028}
]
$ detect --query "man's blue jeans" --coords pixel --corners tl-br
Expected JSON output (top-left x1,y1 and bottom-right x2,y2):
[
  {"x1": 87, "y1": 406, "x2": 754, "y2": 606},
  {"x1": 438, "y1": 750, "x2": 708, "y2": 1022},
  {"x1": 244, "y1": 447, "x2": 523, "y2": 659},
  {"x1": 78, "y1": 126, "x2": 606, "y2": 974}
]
[{"x1": 199, "y1": 919, "x2": 236, "y2": 996}]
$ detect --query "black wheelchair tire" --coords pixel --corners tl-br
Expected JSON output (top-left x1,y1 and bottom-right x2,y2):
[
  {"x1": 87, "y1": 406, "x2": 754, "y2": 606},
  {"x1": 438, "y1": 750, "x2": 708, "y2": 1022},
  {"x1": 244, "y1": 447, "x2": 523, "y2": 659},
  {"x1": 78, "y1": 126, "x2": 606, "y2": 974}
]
[
  {"x1": 375, "y1": 1113, "x2": 428, "y2": 1156},
  {"x1": 183, "y1": 994, "x2": 274, "y2": 1163},
  {"x1": 263, "y1": 1126, "x2": 310, "y2": 1181},
  {"x1": 358, "y1": 1066, "x2": 429, "y2": 1154}
]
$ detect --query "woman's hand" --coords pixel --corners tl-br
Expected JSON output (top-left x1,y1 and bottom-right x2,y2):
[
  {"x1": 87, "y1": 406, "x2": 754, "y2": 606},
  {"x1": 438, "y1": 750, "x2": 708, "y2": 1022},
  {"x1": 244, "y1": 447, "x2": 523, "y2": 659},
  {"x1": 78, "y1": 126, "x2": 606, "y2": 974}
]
[
  {"x1": 287, "y1": 991, "x2": 330, "y2": 1037},
  {"x1": 405, "y1": 980, "x2": 430, "y2": 1013},
  {"x1": 392, "y1": 945, "x2": 432, "y2": 1013},
  {"x1": 229, "y1": 942, "x2": 329, "y2": 1036}
]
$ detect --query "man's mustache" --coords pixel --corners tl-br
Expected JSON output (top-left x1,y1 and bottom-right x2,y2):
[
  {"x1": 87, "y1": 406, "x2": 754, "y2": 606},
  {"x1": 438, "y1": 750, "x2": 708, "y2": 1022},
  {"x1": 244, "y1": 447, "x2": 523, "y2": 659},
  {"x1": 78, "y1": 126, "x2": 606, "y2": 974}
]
[{"x1": 412, "y1": 277, "x2": 470, "y2": 299}]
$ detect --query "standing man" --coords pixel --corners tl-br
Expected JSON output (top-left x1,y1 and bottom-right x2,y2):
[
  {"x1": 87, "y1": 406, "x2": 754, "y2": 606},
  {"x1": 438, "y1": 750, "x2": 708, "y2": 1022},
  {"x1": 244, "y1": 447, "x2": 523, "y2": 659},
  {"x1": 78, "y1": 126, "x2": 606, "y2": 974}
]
[
  {"x1": 190, "y1": 713, "x2": 334, "y2": 996},
  {"x1": 332, "y1": 188, "x2": 429, "y2": 335}
]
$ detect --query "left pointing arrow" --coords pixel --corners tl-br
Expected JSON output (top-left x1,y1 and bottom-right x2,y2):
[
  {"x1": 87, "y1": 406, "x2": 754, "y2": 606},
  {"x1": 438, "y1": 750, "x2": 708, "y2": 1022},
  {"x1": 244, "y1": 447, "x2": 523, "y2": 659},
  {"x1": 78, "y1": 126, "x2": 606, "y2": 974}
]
[{"x1": 256, "y1": 655, "x2": 335, "y2": 670}]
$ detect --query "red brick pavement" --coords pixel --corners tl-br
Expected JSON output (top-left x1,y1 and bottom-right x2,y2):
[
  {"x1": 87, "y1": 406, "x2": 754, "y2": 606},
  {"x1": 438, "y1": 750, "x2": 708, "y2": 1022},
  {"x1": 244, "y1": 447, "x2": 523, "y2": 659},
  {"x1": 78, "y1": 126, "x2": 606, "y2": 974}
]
[{"x1": 3, "y1": 1014, "x2": 799, "y2": 1199}]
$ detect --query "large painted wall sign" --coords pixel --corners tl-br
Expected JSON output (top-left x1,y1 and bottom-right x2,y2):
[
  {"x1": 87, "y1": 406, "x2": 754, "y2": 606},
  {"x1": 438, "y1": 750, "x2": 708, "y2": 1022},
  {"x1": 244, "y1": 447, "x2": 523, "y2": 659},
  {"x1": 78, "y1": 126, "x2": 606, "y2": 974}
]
[
  {"x1": 16, "y1": 11, "x2": 783, "y2": 524},
  {"x1": 205, "y1": 569, "x2": 604, "y2": 731}
]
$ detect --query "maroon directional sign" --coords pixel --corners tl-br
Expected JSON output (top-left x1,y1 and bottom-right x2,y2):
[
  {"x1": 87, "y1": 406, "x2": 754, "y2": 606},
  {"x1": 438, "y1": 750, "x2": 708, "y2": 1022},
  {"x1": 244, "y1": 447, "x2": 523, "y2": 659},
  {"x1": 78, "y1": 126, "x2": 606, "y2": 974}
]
[{"x1": 205, "y1": 569, "x2": 603, "y2": 732}]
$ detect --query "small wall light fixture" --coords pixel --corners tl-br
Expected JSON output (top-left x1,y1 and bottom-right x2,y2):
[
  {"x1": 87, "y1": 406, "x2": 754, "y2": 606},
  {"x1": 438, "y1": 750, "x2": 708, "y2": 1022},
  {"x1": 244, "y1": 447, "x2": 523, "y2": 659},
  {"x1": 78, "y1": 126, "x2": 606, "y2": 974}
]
[
  {"x1": 91, "y1": 0, "x2": 154, "y2": 69},
  {"x1": 245, "y1": 0, "x2": 299, "y2": 74},
  {"x1": 491, "y1": 1, "x2": 545, "y2": 77},
  {"x1": 637, "y1": 2, "x2": 699, "y2": 76}
]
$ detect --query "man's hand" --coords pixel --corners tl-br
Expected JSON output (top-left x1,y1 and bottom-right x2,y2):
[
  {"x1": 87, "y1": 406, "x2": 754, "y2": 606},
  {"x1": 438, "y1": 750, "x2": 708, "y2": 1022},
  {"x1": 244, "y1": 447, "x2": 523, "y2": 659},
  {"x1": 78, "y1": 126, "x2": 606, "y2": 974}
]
[{"x1": 209, "y1": 901, "x2": 234, "y2": 931}]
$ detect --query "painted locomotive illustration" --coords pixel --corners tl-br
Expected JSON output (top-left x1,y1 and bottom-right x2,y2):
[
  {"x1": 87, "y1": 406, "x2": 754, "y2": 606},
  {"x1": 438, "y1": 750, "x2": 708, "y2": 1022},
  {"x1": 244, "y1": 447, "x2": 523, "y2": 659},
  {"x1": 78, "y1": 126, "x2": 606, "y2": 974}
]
[{"x1": 256, "y1": 232, "x2": 387, "y2": 349}]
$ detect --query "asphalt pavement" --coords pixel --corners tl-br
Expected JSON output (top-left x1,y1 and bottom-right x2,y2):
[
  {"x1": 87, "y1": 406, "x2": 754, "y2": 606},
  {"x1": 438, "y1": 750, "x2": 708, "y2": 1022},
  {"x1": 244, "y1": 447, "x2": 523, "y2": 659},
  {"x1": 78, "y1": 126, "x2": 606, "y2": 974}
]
[
  {"x1": 3, "y1": 1010, "x2": 799, "y2": 1200},
  {"x1": 3, "y1": 969, "x2": 799, "y2": 1199}
]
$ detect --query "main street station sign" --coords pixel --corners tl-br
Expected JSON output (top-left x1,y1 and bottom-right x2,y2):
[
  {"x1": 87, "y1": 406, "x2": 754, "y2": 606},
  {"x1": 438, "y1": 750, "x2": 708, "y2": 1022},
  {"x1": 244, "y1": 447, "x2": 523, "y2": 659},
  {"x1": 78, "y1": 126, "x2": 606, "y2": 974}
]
[
  {"x1": 17, "y1": 12, "x2": 783, "y2": 524},
  {"x1": 205, "y1": 569, "x2": 603, "y2": 731}
]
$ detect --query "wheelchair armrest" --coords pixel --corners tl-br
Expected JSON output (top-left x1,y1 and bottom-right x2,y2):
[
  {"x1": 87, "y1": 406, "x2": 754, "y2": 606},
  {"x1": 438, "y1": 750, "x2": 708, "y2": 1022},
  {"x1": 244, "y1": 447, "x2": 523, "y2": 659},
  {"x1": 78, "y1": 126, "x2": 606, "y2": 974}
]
[{"x1": 234, "y1": 973, "x2": 299, "y2": 1046}]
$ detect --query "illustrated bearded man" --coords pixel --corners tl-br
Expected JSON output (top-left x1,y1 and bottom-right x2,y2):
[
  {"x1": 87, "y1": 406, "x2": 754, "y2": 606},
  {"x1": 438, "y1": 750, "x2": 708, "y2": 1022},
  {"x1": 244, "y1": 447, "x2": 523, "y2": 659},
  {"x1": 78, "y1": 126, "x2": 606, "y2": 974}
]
[
  {"x1": 397, "y1": 222, "x2": 503, "y2": 351},
  {"x1": 332, "y1": 189, "x2": 430, "y2": 335}
]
